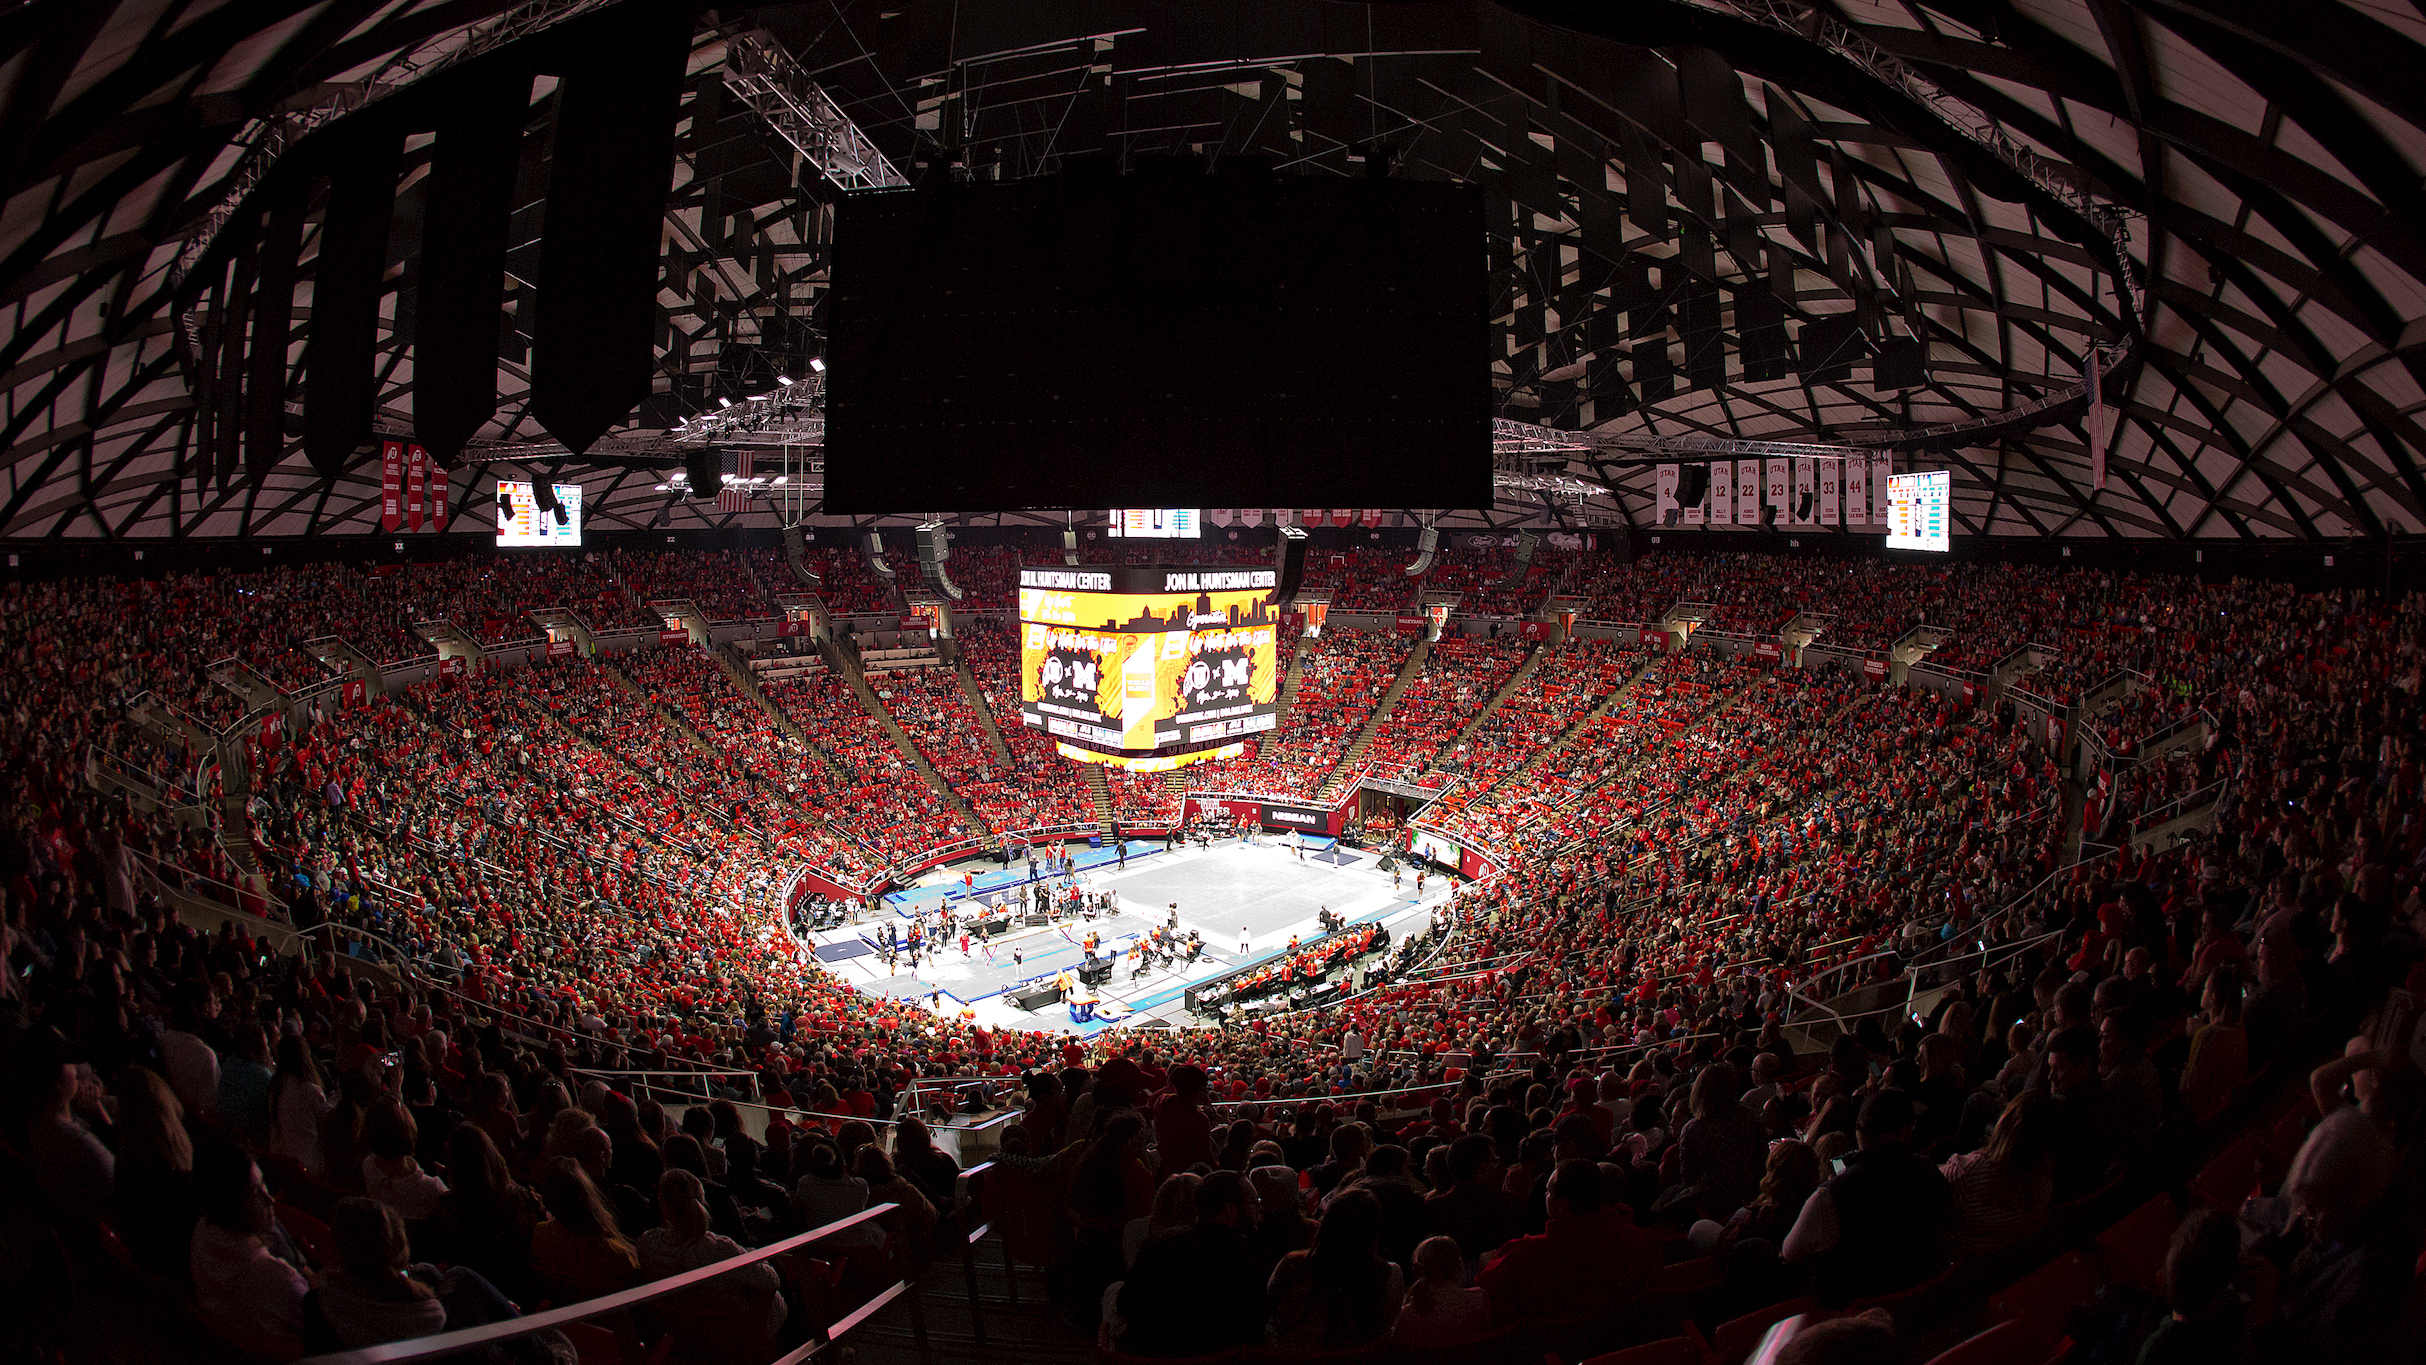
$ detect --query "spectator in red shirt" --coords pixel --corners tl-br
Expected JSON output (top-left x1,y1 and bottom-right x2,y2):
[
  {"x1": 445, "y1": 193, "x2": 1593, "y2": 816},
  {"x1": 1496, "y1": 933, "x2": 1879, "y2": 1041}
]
[
  {"x1": 1153, "y1": 1065, "x2": 1216, "y2": 1173},
  {"x1": 1476, "y1": 1159, "x2": 1658, "y2": 1324}
]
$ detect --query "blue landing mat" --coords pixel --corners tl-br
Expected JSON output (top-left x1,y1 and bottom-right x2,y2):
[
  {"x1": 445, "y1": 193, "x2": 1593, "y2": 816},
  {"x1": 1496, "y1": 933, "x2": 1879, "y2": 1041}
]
[
  {"x1": 880, "y1": 840, "x2": 1171, "y2": 912},
  {"x1": 1311, "y1": 847, "x2": 1358, "y2": 866},
  {"x1": 861, "y1": 974, "x2": 942, "y2": 1001},
  {"x1": 813, "y1": 939, "x2": 875, "y2": 962}
]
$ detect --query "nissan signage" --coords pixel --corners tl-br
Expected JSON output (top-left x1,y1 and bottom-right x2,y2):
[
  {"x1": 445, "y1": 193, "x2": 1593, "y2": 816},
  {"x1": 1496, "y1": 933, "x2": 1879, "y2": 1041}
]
[{"x1": 1260, "y1": 803, "x2": 1336, "y2": 833}]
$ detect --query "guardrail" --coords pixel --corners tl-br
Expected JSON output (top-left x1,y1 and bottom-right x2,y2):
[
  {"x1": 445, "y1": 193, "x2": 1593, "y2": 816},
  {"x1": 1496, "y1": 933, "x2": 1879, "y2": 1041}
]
[
  {"x1": 293, "y1": 1202, "x2": 911, "y2": 1365},
  {"x1": 2128, "y1": 773, "x2": 2233, "y2": 835}
]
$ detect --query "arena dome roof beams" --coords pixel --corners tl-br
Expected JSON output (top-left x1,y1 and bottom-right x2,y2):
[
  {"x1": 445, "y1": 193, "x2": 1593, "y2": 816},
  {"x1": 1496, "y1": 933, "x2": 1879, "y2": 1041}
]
[{"x1": 4, "y1": 0, "x2": 2424, "y2": 541}]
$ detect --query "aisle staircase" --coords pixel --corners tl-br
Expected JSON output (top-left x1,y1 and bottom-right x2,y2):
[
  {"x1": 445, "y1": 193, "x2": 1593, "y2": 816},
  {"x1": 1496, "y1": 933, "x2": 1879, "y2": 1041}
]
[
  {"x1": 1313, "y1": 636, "x2": 1430, "y2": 803},
  {"x1": 954, "y1": 660, "x2": 1017, "y2": 768},
  {"x1": 842, "y1": 664, "x2": 989, "y2": 839},
  {"x1": 737, "y1": 550, "x2": 780, "y2": 616},
  {"x1": 1274, "y1": 636, "x2": 1310, "y2": 714},
  {"x1": 586, "y1": 662, "x2": 785, "y2": 829},
  {"x1": 714, "y1": 646, "x2": 866, "y2": 793},
  {"x1": 1443, "y1": 651, "x2": 1657, "y2": 807},
  {"x1": 217, "y1": 743, "x2": 258, "y2": 874},
  {"x1": 1417, "y1": 640, "x2": 1547, "y2": 781},
  {"x1": 1083, "y1": 763, "x2": 1114, "y2": 829}
]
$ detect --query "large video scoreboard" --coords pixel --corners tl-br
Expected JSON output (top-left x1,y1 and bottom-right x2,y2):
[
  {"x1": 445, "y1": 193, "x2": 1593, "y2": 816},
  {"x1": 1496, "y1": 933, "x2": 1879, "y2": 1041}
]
[{"x1": 1018, "y1": 564, "x2": 1281, "y2": 769}]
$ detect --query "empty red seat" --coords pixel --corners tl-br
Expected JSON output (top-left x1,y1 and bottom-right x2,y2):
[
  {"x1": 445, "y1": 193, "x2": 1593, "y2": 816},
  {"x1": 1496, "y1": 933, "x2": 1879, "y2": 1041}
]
[{"x1": 2096, "y1": 1194, "x2": 2180, "y2": 1288}]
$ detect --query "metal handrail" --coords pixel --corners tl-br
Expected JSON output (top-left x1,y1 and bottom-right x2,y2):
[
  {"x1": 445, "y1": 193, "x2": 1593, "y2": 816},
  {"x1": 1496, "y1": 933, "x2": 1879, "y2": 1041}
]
[
  {"x1": 293, "y1": 1202, "x2": 902, "y2": 1365},
  {"x1": 2127, "y1": 773, "x2": 2232, "y2": 833},
  {"x1": 130, "y1": 847, "x2": 288, "y2": 914}
]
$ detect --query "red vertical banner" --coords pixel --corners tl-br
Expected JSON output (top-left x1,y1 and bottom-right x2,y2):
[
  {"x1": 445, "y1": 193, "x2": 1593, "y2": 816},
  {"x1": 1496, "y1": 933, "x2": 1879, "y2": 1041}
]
[
  {"x1": 421, "y1": 447, "x2": 446, "y2": 530},
  {"x1": 405, "y1": 445, "x2": 428, "y2": 531},
  {"x1": 380, "y1": 441, "x2": 404, "y2": 531}
]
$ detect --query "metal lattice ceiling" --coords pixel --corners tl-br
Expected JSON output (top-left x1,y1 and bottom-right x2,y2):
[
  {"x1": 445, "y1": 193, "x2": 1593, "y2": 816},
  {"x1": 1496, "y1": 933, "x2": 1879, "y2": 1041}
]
[{"x1": 5, "y1": 0, "x2": 2425, "y2": 541}]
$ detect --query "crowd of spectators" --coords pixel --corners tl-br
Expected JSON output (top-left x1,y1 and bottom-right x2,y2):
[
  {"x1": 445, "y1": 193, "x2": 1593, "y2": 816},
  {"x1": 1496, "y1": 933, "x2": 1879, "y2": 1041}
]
[
  {"x1": 759, "y1": 671, "x2": 976, "y2": 865},
  {"x1": 873, "y1": 663, "x2": 1091, "y2": 834},
  {"x1": 10, "y1": 551, "x2": 2426, "y2": 1363},
  {"x1": 957, "y1": 619, "x2": 1105, "y2": 829},
  {"x1": 1105, "y1": 769, "x2": 1184, "y2": 827},
  {"x1": 613, "y1": 550, "x2": 774, "y2": 623},
  {"x1": 405, "y1": 553, "x2": 645, "y2": 644},
  {"x1": 1355, "y1": 638, "x2": 1530, "y2": 786},
  {"x1": 1187, "y1": 632, "x2": 1413, "y2": 799},
  {"x1": 1426, "y1": 640, "x2": 1645, "y2": 824},
  {"x1": 1570, "y1": 552, "x2": 1702, "y2": 625},
  {"x1": 1301, "y1": 548, "x2": 1419, "y2": 614},
  {"x1": 744, "y1": 545, "x2": 899, "y2": 616},
  {"x1": 1413, "y1": 546, "x2": 1562, "y2": 619}
]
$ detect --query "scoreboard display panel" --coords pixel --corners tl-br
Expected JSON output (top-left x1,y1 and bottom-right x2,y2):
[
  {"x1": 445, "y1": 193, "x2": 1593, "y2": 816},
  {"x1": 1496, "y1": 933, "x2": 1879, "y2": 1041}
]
[
  {"x1": 1019, "y1": 564, "x2": 1281, "y2": 764},
  {"x1": 1884, "y1": 470, "x2": 1951, "y2": 552}
]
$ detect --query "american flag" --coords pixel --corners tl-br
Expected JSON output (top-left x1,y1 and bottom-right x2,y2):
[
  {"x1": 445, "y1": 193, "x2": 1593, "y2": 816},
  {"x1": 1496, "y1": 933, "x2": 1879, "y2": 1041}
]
[{"x1": 718, "y1": 449, "x2": 751, "y2": 513}]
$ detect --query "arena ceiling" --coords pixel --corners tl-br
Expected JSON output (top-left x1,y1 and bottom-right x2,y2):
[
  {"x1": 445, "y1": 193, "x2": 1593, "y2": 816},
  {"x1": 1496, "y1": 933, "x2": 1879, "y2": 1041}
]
[{"x1": 5, "y1": 0, "x2": 2426, "y2": 543}]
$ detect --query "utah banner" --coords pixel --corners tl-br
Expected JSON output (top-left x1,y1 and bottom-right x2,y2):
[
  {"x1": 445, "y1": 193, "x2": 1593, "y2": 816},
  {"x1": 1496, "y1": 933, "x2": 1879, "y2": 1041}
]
[
  {"x1": 380, "y1": 441, "x2": 404, "y2": 532},
  {"x1": 420, "y1": 445, "x2": 444, "y2": 530},
  {"x1": 405, "y1": 444, "x2": 428, "y2": 531}
]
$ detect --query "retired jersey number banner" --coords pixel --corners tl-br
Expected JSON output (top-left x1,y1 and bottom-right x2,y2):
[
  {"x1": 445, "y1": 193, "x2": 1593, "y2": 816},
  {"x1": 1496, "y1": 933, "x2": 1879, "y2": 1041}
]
[{"x1": 1018, "y1": 565, "x2": 1281, "y2": 762}]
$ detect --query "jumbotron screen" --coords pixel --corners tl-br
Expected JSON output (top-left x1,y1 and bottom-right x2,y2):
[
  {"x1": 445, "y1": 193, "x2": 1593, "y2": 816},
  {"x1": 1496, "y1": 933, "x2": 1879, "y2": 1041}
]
[{"x1": 1018, "y1": 564, "x2": 1281, "y2": 766}]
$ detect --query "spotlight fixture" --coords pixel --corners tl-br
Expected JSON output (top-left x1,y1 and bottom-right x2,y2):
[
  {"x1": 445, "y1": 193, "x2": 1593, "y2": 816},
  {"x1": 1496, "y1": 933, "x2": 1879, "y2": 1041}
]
[
  {"x1": 809, "y1": 357, "x2": 825, "y2": 373},
  {"x1": 717, "y1": 396, "x2": 733, "y2": 408},
  {"x1": 777, "y1": 375, "x2": 794, "y2": 386}
]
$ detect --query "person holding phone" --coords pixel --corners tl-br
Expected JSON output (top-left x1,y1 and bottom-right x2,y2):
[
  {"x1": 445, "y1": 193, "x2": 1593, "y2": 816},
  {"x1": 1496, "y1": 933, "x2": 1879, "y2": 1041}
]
[{"x1": 1778, "y1": 1089, "x2": 1953, "y2": 1304}]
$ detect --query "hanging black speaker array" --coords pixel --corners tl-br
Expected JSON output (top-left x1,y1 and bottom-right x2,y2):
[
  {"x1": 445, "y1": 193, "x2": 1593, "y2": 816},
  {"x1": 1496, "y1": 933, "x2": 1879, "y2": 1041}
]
[
  {"x1": 862, "y1": 532, "x2": 896, "y2": 581},
  {"x1": 1273, "y1": 527, "x2": 1309, "y2": 605},
  {"x1": 683, "y1": 449, "x2": 722, "y2": 499},
  {"x1": 915, "y1": 523, "x2": 964, "y2": 602},
  {"x1": 243, "y1": 197, "x2": 307, "y2": 490},
  {"x1": 527, "y1": 0, "x2": 691, "y2": 455},
  {"x1": 782, "y1": 525, "x2": 821, "y2": 585},
  {"x1": 302, "y1": 128, "x2": 399, "y2": 479},
  {"x1": 414, "y1": 71, "x2": 531, "y2": 467},
  {"x1": 1676, "y1": 464, "x2": 1711, "y2": 508}
]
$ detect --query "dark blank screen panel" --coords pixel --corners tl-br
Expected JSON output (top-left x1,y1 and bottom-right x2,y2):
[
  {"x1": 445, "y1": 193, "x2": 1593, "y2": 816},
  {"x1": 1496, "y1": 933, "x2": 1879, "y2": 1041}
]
[{"x1": 824, "y1": 174, "x2": 1492, "y2": 513}]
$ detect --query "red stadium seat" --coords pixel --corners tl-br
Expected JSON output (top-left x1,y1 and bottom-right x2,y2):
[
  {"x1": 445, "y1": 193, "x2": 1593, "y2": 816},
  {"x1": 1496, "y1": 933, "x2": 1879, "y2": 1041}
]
[
  {"x1": 2190, "y1": 1135, "x2": 2262, "y2": 1213},
  {"x1": 2095, "y1": 1194, "x2": 2180, "y2": 1288},
  {"x1": 1988, "y1": 1251, "x2": 2103, "y2": 1350}
]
